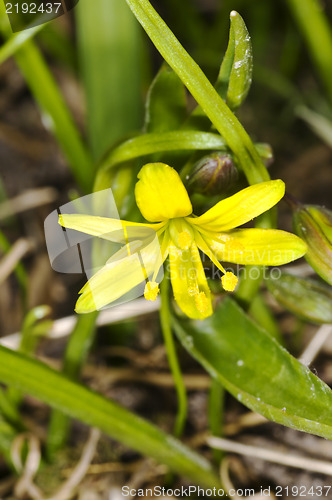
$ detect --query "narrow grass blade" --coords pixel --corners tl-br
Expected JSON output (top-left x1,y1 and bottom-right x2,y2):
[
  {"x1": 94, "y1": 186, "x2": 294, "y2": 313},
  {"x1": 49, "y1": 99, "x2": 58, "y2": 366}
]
[
  {"x1": 287, "y1": 0, "x2": 332, "y2": 104},
  {"x1": 0, "y1": 5, "x2": 93, "y2": 192},
  {"x1": 0, "y1": 346, "x2": 220, "y2": 487},
  {"x1": 0, "y1": 24, "x2": 43, "y2": 65},
  {"x1": 76, "y1": 0, "x2": 143, "y2": 160}
]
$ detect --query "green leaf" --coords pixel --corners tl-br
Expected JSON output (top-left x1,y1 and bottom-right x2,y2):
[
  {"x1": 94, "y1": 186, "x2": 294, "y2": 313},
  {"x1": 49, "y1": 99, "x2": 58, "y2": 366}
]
[
  {"x1": 46, "y1": 312, "x2": 98, "y2": 458},
  {"x1": 287, "y1": 0, "x2": 332, "y2": 104},
  {"x1": 0, "y1": 346, "x2": 219, "y2": 487},
  {"x1": 266, "y1": 272, "x2": 332, "y2": 324},
  {"x1": 0, "y1": 4, "x2": 93, "y2": 192},
  {"x1": 0, "y1": 24, "x2": 43, "y2": 65},
  {"x1": 95, "y1": 131, "x2": 227, "y2": 188},
  {"x1": 145, "y1": 63, "x2": 187, "y2": 133},
  {"x1": 173, "y1": 298, "x2": 332, "y2": 440},
  {"x1": 76, "y1": 0, "x2": 143, "y2": 160},
  {"x1": 218, "y1": 11, "x2": 253, "y2": 110},
  {"x1": 293, "y1": 204, "x2": 332, "y2": 286}
]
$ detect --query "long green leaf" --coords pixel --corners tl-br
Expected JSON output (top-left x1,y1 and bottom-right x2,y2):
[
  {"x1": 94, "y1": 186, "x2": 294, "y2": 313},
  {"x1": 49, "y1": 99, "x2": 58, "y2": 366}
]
[
  {"x1": 287, "y1": 0, "x2": 332, "y2": 104},
  {"x1": 174, "y1": 298, "x2": 332, "y2": 440},
  {"x1": 15, "y1": 42, "x2": 94, "y2": 192},
  {"x1": 0, "y1": 24, "x2": 43, "y2": 65},
  {"x1": 99, "y1": 131, "x2": 227, "y2": 171},
  {"x1": 0, "y1": 5, "x2": 93, "y2": 192},
  {"x1": 46, "y1": 312, "x2": 98, "y2": 457},
  {"x1": 95, "y1": 131, "x2": 228, "y2": 190},
  {"x1": 0, "y1": 346, "x2": 219, "y2": 487},
  {"x1": 76, "y1": 0, "x2": 143, "y2": 160}
]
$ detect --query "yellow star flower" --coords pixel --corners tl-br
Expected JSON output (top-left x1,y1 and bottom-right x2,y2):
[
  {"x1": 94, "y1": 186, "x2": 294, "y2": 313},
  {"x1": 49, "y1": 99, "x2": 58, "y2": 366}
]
[{"x1": 59, "y1": 163, "x2": 306, "y2": 319}]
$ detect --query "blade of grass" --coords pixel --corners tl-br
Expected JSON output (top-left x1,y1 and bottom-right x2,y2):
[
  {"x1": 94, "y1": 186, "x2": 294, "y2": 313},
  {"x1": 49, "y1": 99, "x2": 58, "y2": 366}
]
[
  {"x1": 0, "y1": 5, "x2": 93, "y2": 192},
  {"x1": 0, "y1": 24, "x2": 43, "y2": 65},
  {"x1": 8, "y1": 306, "x2": 52, "y2": 407},
  {"x1": 0, "y1": 345, "x2": 220, "y2": 487},
  {"x1": 76, "y1": 0, "x2": 143, "y2": 161},
  {"x1": 287, "y1": 0, "x2": 332, "y2": 104},
  {"x1": 46, "y1": 312, "x2": 98, "y2": 458}
]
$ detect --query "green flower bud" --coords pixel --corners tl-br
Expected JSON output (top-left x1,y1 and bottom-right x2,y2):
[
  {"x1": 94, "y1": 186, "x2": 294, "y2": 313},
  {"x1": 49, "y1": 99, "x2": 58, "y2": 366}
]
[
  {"x1": 293, "y1": 204, "x2": 332, "y2": 285},
  {"x1": 187, "y1": 153, "x2": 238, "y2": 195},
  {"x1": 266, "y1": 272, "x2": 332, "y2": 324}
]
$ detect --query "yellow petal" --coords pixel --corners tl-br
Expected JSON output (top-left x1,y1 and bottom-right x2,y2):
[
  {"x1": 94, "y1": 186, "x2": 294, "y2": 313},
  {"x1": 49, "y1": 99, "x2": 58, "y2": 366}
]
[
  {"x1": 76, "y1": 233, "x2": 164, "y2": 313},
  {"x1": 207, "y1": 228, "x2": 306, "y2": 266},
  {"x1": 187, "y1": 180, "x2": 285, "y2": 231},
  {"x1": 75, "y1": 257, "x2": 145, "y2": 313},
  {"x1": 59, "y1": 214, "x2": 165, "y2": 241},
  {"x1": 135, "y1": 163, "x2": 192, "y2": 222},
  {"x1": 168, "y1": 241, "x2": 213, "y2": 320}
]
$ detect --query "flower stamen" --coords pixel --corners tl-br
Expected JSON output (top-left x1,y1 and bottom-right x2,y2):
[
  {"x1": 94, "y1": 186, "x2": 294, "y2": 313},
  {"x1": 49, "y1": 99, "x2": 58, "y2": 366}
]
[
  {"x1": 123, "y1": 225, "x2": 131, "y2": 256},
  {"x1": 144, "y1": 281, "x2": 160, "y2": 301},
  {"x1": 221, "y1": 271, "x2": 238, "y2": 292}
]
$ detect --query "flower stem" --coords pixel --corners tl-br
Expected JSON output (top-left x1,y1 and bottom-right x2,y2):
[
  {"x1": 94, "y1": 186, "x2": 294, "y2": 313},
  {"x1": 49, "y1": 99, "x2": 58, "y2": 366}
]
[{"x1": 160, "y1": 270, "x2": 187, "y2": 437}]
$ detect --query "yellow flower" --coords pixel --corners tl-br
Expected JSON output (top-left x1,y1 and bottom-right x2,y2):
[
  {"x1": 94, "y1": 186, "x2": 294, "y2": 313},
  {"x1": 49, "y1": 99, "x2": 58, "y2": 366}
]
[{"x1": 59, "y1": 163, "x2": 306, "y2": 319}]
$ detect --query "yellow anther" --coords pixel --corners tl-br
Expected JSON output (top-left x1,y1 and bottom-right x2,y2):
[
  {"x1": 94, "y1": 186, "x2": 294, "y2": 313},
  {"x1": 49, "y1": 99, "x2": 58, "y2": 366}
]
[
  {"x1": 144, "y1": 281, "x2": 160, "y2": 301},
  {"x1": 194, "y1": 291, "x2": 208, "y2": 313},
  {"x1": 178, "y1": 230, "x2": 192, "y2": 250},
  {"x1": 221, "y1": 271, "x2": 238, "y2": 292}
]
